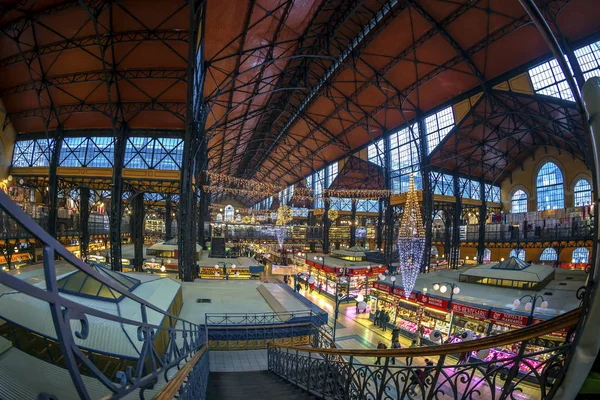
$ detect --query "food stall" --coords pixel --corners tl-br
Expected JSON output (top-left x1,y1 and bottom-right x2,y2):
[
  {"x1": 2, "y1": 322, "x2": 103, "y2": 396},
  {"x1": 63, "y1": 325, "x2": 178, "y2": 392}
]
[{"x1": 449, "y1": 302, "x2": 491, "y2": 337}]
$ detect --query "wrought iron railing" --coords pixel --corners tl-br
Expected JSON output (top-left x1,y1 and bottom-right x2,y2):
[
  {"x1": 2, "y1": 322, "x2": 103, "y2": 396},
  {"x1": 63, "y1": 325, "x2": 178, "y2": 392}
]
[
  {"x1": 205, "y1": 310, "x2": 331, "y2": 350},
  {"x1": 268, "y1": 308, "x2": 580, "y2": 400},
  {"x1": 0, "y1": 190, "x2": 207, "y2": 399}
]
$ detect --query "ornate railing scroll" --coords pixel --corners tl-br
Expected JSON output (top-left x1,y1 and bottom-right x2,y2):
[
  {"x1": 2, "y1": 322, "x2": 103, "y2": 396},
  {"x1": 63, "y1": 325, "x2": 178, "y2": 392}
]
[
  {"x1": 0, "y1": 191, "x2": 206, "y2": 400},
  {"x1": 268, "y1": 308, "x2": 580, "y2": 400},
  {"x1": 155, "y1": 344, "x2": 209, "y2": 400}
]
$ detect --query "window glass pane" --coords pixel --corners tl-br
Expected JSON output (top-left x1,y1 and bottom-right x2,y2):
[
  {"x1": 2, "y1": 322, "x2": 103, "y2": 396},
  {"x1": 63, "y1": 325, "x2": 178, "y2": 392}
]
[
  {"x1": 426, "y1": 107, "x2": 454, "y2": 154},
  {"x1": 86, "y1": 137, "x2": 114, "y2": 168},
  {"x1": 367, "y1": 139, "x2": 384, "y2": 166},
  {"x1": 540, "y1": 248, "x2": 557, "y2": 261},
  {"x1": 536, "y1": 162, "x2": 564, "y2": 210},
  {"x1": 510, "y1": 249, "x2": 525, "y2": 261},
  {"x1": 125, "y1": 137, "x2": 153, "y2": 169},
  {"x1": 528, "y1": 58, "x2": 574, "y2": 101},
  {"x1": 572, "y1": 247, "x2": 589, "y2": 263},
  {"x1": 60, "y1": 137, "x2": 87, "y2": 167},
  {"x1": 511, "y1": 190, "x2": 528, "y2": 213},
  {"x1": 574, "y1": 179, "x2": 592, "y2": 206}
]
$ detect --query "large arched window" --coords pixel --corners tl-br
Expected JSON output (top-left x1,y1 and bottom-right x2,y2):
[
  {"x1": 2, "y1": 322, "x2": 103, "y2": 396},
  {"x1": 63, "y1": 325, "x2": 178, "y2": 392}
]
[
  {"x1": 224, "y1": 205, "x2": 235, "y2": 222},
  {"x1": 511, "y1": 190, "x2": 528, "y2": 213},
  {"x1": 537, "y1": 162, "x2": 564, "y2": 210},
  {"x1": 510, "y1": 249, "x2": 525, "y2": 261},
  {"x1": 573, "y1": 247, "x2": 589, "y2": 264},
  {"x1": 540, "y1": 248, "x2": 558, "y2": 261},
  {"x1": 574, "y1": 179, "x2": 592, "y2": 206}
]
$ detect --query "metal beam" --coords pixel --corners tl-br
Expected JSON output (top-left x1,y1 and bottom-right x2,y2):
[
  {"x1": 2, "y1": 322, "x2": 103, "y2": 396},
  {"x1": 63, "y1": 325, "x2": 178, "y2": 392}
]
[{"x1": 79, "y1": 187, "x2": 90, "y2": 260}]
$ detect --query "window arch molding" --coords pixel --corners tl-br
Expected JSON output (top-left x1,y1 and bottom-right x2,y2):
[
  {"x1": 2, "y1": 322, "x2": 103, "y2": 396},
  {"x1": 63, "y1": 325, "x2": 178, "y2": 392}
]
[{"x1": 534, "y1": 158, "x2": 565, "y2": 211}]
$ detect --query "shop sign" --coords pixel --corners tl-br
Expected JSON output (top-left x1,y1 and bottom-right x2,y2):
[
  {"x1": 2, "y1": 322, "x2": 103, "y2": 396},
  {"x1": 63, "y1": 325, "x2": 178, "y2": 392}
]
[
  {"x1": 392, "y1": 287, "x2": 417, "y2": 301},
  {"x1": 489, "y1": 311, "x2": 528, "y2": 326},
  {"x1": 417, "y1": 294, "x2": 449, "y2": 311},
  {"x1": 372, "y1": 282, "x2": 391, "y2": 293},
  {"x1": 451, "y1": 303, "x2": 489, "y2": 319}
]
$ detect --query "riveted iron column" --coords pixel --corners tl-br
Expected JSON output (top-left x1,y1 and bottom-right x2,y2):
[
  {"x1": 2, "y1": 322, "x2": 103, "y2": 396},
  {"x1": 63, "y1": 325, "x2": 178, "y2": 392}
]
[
  {"x1": 110, "y1": 124, "x2": 127, "y2": 272},
  {"x1": 323, "y1": 195, "x2": 330, "y2": 254},
  {"x1": 179, "y1": 0, "x2": 206, "y2": 281},
  {"x1": 443, "y1": 212, "x2": 452, "y2": 262},
  {"x1": 418, "y1": 117, "x2": 433, "y2": 273},
  {"x1": 349, "y1": 199, "x2": 357, "y2": 247},
  {"x1": 477, "y1": 177, "x2": 487, "y2": 264},
  {"x1": 79, "y1": 187, "x2": 90, "y2": 260},
  {"x1": 165, "y1": 195, "x2": 173, "y2": 241},
  {"x1": 198, "y1": 187, "x2": 209, "y2": 249},
  {"x1": 132, "y1": 193, "x2": 144, "y2": 272},
  {"x1": 451, "y1": 171, "x2": 462, "y2": 269},
  {"x1": 382, "y1": 130, "x2": 394, "y2": 269},
  {"x1": 376, "y1": 198, "x2": 384, "y2": 249},
  {"x1": 47, "y1": 127, "x2": 63, "y2": 238}
]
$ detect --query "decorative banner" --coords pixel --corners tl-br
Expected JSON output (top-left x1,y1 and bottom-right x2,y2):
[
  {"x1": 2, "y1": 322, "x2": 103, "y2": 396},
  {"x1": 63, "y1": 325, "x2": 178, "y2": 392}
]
[
  {"x1": 392, "y1": 287, "x2": 417, "y2": 301},
  {"x1": 417, "y1": 294, "x2": 449, "y2": 311},
  {"x1": 397, "y1": 174, "x2": 425, "y2": 299},
  {"x1": 489, "y1": 310, "x2": 529, "y2": 326},
  {"x1": 451, "y1": 303, "x2": 489, "y2": 319},
  {"x1": 372, "y1": 282, "x2": 391, "y2": 293}
]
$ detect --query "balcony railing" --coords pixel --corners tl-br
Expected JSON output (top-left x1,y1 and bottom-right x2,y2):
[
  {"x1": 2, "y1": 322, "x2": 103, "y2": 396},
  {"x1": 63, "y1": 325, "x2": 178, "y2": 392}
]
[
  {"x1": 0, "y1": 190, "x2": 205, "y2": 399},
  {"x1": 268, "y1": 308, "x2": 580, "y2": 400}
]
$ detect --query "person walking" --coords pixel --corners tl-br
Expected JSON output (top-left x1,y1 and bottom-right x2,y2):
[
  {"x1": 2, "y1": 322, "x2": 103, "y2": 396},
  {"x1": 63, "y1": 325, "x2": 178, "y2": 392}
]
[
  {"x1": 374, "y1": 309, "x2": 381, "y2": 327},
  {"x1": 391, "y1": 326, "x2": 400, "y2": 343},
  {"x1": 390, "y1": 339, "x2": 401, "y2": 365},
  {"x1": 381, "y1": 311, "x2": 390, "y2": 332},
  {"x1": 375, "y1": 341, "x2": 387, "y2": 365},
  {"x1": 406, "y1": 339, "x2": 418, "y2": 366}
]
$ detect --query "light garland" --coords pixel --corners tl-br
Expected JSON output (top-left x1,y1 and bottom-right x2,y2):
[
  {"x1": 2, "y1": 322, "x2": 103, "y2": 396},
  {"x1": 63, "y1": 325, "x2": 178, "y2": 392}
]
[
  {"x1": 205, "y1": 171, "x2": 283, "y2": 192},
  {"x1": 276, "y1": 205, "x2": 293, "y2": 225},
  {"x1": 203, "y1": 185, "x2": 269, "y2": 197},
  {"x1": 325, "y1": 189, "x2": 391, "y2": 200},
  {"x1": 397, "y1": 174, "x2": 425, "y2": 299},
  {"x1": 327, "y1": 209, "x2": 339, "y2": 221},
  {"x1": 274, "y1": 226, "x2": 287, "y2": 248}
]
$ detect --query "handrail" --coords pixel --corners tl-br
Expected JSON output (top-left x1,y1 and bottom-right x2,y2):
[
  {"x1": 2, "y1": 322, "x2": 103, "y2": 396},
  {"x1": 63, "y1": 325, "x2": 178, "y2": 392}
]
[
  {"x1": 269, "y1": 307, "x2": 580, "y2": 357},
  {"x1": 154, "y1": 344, "x2": 208, "y2": 400}
]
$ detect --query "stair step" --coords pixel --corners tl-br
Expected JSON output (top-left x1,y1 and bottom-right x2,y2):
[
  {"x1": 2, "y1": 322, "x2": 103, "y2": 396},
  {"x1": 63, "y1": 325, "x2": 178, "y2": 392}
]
[{"x1": 207, "y1": 371, "x2": 314, "y2": 399}]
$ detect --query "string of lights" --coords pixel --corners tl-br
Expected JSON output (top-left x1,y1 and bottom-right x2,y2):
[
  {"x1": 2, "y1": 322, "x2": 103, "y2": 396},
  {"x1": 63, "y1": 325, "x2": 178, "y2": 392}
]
[
  {"x1": 324, "y1": 189, "x2": 391, "y2": 200},
  {"x1": 205, "y1": 171, "x2": 283, "y2": 192}
]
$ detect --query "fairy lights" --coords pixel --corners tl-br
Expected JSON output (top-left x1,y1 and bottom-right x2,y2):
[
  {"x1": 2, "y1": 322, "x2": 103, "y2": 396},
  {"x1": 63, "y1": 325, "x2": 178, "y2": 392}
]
[{"x1": 397, "y1": 174, "x2": 425, "y2": 299}]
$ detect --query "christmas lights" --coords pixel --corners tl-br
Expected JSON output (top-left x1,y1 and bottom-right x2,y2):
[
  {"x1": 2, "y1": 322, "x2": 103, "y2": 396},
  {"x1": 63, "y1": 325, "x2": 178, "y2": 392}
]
[{"x1": 397, "y1": 174, "x2": 425, "y2": 299}]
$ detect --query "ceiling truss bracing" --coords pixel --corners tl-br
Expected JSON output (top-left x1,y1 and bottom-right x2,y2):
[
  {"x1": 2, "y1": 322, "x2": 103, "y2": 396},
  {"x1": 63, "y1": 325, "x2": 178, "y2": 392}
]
[
  {"x1": 200, "y1": 0, "x2": 596, "y2": 203},
  {"x1": 0, "y1": 0, "x2": 598, "y2": 207},
  {"x1": 0, "y1": 0, "x2": 190, "y2": 133}
]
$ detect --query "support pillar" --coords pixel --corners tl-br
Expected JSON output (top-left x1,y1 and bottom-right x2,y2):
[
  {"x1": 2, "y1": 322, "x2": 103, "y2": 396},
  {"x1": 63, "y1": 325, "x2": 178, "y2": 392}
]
[
  {"x1": 79, "y1": 187, "x2": 90, "y2": 260},
  {"x1": 349, "y1": 199, "x2": 357, "y2": 247},
  {"x1": 198, "y1": 170, "x2": 209, "y2": 249},
  {"x1": 47, "y1": 127, "x2": 64, "y2": 238},
  {"x1": 417, "y1": 118, "x2": 433, "y2": 273},
  {"x1": 165, "y1": 196, "x2": 173, "y2": 241},
  {"x1": 451, "y1": 173, "x2": 462, "y2": 269},
  {"x1": 322, "y1": 196, "x2": 330, "y2": 254},
  {"x1": 376, "y1": 198, "x2": 384, "y2": 250},
  {"x1": 132, "y1": 194, "x2": 144, "y2": 272},
  {"x1": 110, "y1": 124, "x2": 128, "y2": 271},
  {"x1": 383, "y1": 197, "x2": 394, "y2": 268},
  {"x1": 477, "y1": 178, "x2": 487, "y2": 264},
  {"x1": 443, "y1": 214, "x2": 452, "y2": 262}
]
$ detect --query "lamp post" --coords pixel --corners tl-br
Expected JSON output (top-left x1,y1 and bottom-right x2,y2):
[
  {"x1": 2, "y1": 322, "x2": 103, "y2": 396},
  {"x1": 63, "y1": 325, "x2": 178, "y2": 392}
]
[
  {"x1": 432, "y1": 281, "x2": 461, "y2": 336},
  {"x1": 513, "y1": 294, "x2": 548, "y2": 325},
  {"x1": 214, "y1": 261, "x2": 237, "y2": 279}
]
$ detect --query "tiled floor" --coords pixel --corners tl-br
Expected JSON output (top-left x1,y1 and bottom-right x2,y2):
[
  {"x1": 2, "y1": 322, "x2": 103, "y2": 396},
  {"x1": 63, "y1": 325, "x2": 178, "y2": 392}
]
[{"x1": 209, "y1": 350, "x2": 268, "y2": 372}]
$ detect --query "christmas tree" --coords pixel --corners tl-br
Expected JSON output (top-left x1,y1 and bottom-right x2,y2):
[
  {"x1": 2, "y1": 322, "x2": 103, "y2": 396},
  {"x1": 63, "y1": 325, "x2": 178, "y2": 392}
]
[{"x1": 397, "y1": 174, "x2": 426, "y2": 299}]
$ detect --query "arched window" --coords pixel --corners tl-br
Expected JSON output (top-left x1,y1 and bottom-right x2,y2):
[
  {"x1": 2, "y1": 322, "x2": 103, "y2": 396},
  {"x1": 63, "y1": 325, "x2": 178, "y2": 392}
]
[
  {"x1": 537, "y1": 162, "x2": 564, "y2": 210},
  {"x1": 430, "y1": 246, "x2": 439, "y2": 256},
  {"x1": 224, "y1": 205, "x2": 235, "y2": 222},
  {"x1": 511, "y1": 190, "x2": 528, "y2": 213},
  {"x1": 483, "y1": 248, "x2": 491, "y2": 262},
  {"x1": 572, "y1": 247, "x2": 589, "y2": 264},
  {"x1": 216, "y1": 213, "x2": 223, "y2": 222},
  {"x1": 510, "y1": 249, "x2": 525, "y2": 261},
  {"x1": 540, "y1": 248, "x2": 558, "y2": 261},
  {"x1": 574, "y1": 179, "x2": 592, "y2": 206}
]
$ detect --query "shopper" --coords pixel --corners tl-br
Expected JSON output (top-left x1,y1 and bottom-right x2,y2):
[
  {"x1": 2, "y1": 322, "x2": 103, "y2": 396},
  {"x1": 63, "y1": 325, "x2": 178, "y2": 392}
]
[
  {"x1": 374, "y1": 309, "x2": 382, "y2": 326},
  {"x1": 391, "y1": 326, "x2": 400, "y2": 343},
  {"x1": 381, "y1": 311, "x2": 390, "y2": 332},
  {"x1": 406, "y1": 339, "x2": 418, "y2": 365},
  {"x1": 375, "y1": 341, "x2": 387, "y2": 365},
  {"x1": 390, "y1": 339, "x2": 401, "y2": 365}
]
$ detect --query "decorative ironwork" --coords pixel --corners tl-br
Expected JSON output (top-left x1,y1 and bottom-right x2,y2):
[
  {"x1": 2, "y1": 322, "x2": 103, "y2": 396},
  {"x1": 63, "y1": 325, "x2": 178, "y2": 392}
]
[
  {"x1": 268, "y1": 342, "x2": 571, "y2": 400},
  {"x1": 0, "y1": 190, "x2": 207, "y2": 399}
]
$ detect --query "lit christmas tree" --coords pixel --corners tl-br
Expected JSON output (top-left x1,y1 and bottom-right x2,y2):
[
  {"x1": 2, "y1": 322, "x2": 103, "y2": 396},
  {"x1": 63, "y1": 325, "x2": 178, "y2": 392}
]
[{"x1": 397, "y1": 174, "x2": 425, "y2": 299}]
